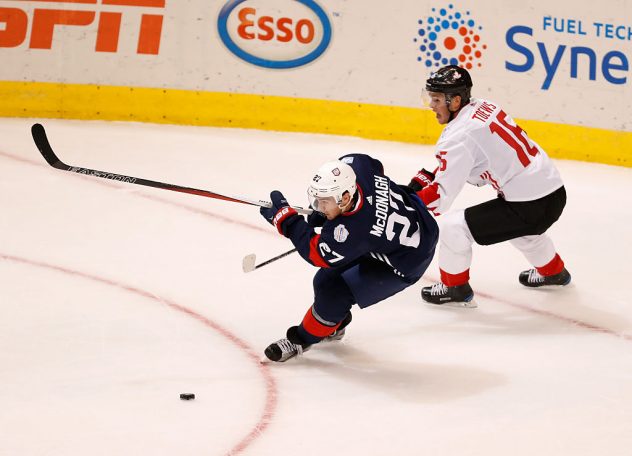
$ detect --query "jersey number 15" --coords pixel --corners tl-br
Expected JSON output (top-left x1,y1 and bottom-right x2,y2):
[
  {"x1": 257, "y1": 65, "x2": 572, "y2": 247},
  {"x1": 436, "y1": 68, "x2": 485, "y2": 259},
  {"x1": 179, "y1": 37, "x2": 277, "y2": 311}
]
[{"x1": 489, "y1": 110, "x2": 539, "y2": 167}]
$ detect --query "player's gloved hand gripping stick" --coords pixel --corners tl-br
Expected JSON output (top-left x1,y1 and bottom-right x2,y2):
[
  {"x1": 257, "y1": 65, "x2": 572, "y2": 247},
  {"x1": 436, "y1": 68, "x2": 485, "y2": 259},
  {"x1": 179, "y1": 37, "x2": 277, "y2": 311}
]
[{"x1": 32, "y1": 123, "x2": 307, "y2": 272}]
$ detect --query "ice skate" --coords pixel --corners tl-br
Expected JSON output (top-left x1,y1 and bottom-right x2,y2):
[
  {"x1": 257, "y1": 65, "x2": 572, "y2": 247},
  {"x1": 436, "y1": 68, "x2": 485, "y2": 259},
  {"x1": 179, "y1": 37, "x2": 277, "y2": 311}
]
[
  {"x1": 323, "y1": 327, "x2": 346, "y2": 342},
  {"x1": 323, "y1": 312, "x2": 351, "y2": 342},
  {"x1": 519, "y1": 268, "x2": 571, "y2": 288},
  {"x1": 421, "y1": 282, "x2": 476, "y2": 308},
  {"x1": 264, "y1": 338, "x2": 310, "y2": 362}
]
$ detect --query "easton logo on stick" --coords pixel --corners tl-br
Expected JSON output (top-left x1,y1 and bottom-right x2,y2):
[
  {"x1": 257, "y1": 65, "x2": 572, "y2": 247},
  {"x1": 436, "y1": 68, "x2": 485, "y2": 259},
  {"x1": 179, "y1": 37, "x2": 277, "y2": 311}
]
[{"x1": 31, "y1": 123, "x2": 313, "y2": 215}]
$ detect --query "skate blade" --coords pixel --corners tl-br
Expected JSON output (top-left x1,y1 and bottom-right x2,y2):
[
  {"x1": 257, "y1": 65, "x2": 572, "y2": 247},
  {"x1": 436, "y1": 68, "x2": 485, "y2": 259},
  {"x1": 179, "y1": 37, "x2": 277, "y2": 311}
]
[{"x1": 428, "y1": 299, "x2": 478, "y2": 309}]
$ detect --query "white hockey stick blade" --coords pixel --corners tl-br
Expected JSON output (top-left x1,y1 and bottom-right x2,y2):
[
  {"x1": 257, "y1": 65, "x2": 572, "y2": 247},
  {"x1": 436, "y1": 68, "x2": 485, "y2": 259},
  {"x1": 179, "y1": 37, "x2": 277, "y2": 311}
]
[{"x1": 242, "y1": 254, "x2": 257, "y2": 273}]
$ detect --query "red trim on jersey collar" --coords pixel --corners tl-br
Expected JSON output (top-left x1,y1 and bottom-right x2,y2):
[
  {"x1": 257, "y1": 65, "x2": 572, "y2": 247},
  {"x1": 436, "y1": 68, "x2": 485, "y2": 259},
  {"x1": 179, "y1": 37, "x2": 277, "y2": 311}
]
[{"x1": 342, "y1": 184, "x2": 364, "y2": 217}]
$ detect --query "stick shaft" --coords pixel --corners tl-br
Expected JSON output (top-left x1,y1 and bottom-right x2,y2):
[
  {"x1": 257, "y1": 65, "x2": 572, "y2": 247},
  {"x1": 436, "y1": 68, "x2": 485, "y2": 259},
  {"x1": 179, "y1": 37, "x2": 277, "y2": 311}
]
[
  {"x1": 31, "y1": 123, "x2": 313, "y2": 215},
  {"x1": 254, "y1": 248, "x2": 297, "y2": 270}
]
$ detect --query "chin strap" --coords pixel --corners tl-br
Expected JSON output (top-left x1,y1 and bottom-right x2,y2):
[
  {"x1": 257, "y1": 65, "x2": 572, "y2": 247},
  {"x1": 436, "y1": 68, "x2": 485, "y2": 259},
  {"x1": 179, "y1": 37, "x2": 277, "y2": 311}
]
[{"x1": 339, "y1": 189, "x2": 360, "y2": 212}]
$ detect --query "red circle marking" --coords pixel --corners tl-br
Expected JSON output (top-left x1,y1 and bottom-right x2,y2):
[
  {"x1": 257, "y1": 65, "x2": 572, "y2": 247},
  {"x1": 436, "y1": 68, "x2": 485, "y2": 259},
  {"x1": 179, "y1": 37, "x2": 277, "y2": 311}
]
[
  {"x1": 1, "y1": 253, "x2": 277, "y2": 456},
  {"x1": 444, "y1": 36, "x2": 456, "y2": 50}
]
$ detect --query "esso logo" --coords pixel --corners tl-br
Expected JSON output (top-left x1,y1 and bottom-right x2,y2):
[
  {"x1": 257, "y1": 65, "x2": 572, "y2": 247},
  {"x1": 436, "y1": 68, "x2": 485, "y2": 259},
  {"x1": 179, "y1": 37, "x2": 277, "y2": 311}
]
[{"x1": 218, "y1": 0, "x2": 331, "y2": 69}]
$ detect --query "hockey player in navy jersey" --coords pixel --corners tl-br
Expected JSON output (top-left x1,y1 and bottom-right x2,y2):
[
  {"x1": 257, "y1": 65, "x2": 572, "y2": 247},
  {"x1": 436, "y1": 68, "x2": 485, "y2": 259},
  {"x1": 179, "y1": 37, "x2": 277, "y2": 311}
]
[
  {"x1": 408, "y1": 65, "x2": 571, "y2": 307},
  {"x1": 260, "y1": 154, "x2": 439, "y2": 362}
]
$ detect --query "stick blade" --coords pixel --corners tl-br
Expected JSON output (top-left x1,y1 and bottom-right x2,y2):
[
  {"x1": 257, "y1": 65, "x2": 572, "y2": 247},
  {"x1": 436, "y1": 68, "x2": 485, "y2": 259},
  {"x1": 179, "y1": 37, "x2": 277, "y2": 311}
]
[
  {"x1": 242, "y1": 254, "x2": 257, "y2": 273},
  {"x1": 31, "y1": 123, "x2": 62, "y2": 167}
]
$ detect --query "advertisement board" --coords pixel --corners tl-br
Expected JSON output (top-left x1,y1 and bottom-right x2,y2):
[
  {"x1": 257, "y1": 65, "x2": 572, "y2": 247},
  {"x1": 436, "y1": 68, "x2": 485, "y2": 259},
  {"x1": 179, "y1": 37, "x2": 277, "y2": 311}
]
[{"x1": 1, "y1": 0, "x2": 630, "y2": 165}]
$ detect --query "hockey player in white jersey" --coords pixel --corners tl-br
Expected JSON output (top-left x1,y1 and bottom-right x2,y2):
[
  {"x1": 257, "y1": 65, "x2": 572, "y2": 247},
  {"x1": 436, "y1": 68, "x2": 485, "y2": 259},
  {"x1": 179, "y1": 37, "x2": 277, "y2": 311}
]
[{"x1": 408, "y1": 65, "x2": 570, "y2": 306}]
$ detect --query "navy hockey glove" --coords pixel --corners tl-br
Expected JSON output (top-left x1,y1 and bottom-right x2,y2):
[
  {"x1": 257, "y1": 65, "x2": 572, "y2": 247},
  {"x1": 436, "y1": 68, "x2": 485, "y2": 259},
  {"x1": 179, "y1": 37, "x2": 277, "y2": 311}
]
[
  {"x1": 260, "y1": 191, "x2": 299, "y2": 235},
  {"x1": 306, "y1": 210, "x2": 327, "y2": 227},
  {"x1": 408, "y1": 168, "x2": 436, "y2": 192},
  {"x1": 397, "y1": 184, "x2": 416, "y2": 195}
]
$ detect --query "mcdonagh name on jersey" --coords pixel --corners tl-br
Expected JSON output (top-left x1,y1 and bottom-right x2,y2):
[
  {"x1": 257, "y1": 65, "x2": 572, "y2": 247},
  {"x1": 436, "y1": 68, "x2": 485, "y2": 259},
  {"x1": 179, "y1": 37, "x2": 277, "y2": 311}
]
[{"x1": 370, "y1": 175, "x2": 390, "y2": 238}]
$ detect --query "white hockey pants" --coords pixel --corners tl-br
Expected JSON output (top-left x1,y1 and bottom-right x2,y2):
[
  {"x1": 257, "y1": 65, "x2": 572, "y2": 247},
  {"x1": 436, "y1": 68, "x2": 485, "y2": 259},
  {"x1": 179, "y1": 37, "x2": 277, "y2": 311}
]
[{"x1": 438, "y1": 210, "x2": 557, "y2": 275}]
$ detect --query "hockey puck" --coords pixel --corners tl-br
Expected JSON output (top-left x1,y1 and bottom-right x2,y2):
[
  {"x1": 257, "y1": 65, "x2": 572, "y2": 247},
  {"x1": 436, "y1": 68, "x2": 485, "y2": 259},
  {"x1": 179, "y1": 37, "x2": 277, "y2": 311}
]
[{"x1": 179, "y1": 393, "x2": 195, "y2": 400}]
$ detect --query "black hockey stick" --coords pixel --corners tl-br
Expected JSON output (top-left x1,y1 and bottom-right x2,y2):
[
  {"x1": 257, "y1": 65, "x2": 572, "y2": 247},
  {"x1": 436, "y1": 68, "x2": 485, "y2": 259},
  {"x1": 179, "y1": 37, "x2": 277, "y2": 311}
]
[
  {"x1": 242, "y1": 248, "x2": 297, "y2": 273},
  {"x1": 31, "y1": 123, "x2": 313, "y2": 215}
]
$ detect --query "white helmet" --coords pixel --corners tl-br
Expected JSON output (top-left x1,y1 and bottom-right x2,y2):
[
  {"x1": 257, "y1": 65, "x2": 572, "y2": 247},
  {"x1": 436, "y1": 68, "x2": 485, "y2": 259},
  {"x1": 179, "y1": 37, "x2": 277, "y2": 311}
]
[{"x1": 307, "y1": 160, "x2": 357, "y2": 211}]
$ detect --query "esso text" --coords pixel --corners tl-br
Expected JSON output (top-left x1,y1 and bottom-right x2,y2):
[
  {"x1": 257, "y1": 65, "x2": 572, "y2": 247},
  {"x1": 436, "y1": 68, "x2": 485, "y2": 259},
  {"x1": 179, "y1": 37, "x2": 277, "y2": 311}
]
[{"x1": 236, "y1": 7, "x2": 315, "y2": 44}]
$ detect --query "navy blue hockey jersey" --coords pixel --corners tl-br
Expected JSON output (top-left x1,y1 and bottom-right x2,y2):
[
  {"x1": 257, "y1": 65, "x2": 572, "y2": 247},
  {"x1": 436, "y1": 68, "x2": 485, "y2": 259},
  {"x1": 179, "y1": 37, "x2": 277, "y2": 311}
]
[{"x1": 285, "y1": 154, "x2": 438, "y2": 281}]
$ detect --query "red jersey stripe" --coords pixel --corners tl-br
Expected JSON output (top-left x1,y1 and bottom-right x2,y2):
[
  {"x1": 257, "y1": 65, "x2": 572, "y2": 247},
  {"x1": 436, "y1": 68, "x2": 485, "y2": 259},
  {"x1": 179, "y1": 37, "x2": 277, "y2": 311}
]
[{"x1": 308, "y1": 234, "x2": 330, "y2": 268}]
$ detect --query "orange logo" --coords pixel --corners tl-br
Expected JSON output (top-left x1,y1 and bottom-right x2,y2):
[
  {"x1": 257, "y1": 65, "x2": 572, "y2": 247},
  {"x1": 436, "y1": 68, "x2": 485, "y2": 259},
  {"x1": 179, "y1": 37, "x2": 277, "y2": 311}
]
[{"x1": 0, "y1": 0, "x2": 165, "y2": 54}]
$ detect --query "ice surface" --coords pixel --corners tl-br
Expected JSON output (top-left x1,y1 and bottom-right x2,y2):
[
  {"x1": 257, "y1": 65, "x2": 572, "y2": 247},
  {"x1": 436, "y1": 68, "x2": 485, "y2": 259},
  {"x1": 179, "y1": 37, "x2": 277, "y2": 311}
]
[{"x1": 1, "y1": 118, "x2": 631, "y2": 456}]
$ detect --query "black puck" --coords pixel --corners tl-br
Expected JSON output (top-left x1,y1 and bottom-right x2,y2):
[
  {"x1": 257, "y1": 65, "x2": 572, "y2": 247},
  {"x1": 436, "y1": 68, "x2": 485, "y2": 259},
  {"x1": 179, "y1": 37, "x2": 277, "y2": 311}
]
[{"x1": 179, "y1": 393, "x2": 195, "y2": 400}]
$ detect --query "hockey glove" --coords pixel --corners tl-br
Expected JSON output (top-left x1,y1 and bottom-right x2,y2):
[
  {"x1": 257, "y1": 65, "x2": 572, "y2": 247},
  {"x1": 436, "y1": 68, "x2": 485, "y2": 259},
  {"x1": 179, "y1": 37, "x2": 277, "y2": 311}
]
[
  {"x1": 397, "y1": 184, "x2": 416, "y2": 195},
  {"x1": 260, "y1": 190, "x2": 299, "y2": 236},
  {"x1": 306, "y1": 210, "x2": 327, "y2": 227},
  {"x1": 408, "y1": 168, "x2": 436, "y2": 192}
]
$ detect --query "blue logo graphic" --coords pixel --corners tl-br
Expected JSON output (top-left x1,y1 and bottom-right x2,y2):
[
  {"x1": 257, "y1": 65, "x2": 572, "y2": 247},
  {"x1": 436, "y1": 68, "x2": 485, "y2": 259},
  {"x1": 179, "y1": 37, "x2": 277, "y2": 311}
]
[
  {"x1": 506, "y1": 21, "x2": 629, "y2": 89},
  {"x1": 414, "y1": 4, "x2": 487, "y2": 70},
  {"x1": 218, "y1": 0, "x2": 332, "y2": 69}
]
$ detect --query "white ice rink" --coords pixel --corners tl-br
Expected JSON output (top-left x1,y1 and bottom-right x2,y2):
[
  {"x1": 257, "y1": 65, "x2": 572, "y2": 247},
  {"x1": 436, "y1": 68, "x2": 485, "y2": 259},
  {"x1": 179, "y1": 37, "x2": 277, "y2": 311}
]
[{"x1": 1, "y1": 118, "x2": 631, "y2": 456}]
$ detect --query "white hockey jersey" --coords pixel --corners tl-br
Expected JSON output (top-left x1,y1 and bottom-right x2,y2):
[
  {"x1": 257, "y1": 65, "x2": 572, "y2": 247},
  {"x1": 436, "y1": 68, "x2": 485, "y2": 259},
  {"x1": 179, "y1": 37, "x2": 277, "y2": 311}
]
[{"x1": 419, "y1": 98, "x2": 564, "y2": 215}]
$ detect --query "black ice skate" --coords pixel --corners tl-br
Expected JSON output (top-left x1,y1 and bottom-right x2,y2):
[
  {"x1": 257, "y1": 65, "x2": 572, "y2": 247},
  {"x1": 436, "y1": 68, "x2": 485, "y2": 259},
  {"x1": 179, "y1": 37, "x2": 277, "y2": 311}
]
[
  {"x1": 323, "y1": 327, "x2": 346, "y2": 342},
  {"x1": 264, "y1": 338, "x2": 310, "y2": 362},
  {"x1": 323, "y1": 312, "x2": 352, "y2": 342},
  {"x1": 519, "y1": 268, "x2": 571, "y2": 288},
  {"x1": 421, "y1": 282, "x2": 476, "y2": 308}
]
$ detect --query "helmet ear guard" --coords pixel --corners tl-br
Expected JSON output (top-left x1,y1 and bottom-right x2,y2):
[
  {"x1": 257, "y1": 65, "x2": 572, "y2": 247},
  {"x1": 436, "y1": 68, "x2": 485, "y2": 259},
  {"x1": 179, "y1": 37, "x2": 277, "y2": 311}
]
[{"x1": 307, "y1": 160, "x2": 357, "y2": 210}]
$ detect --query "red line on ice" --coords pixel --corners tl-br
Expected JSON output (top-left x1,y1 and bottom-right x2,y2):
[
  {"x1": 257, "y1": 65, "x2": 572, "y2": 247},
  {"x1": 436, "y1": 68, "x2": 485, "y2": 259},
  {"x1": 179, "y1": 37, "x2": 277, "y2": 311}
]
[
  {"x1": 0, "y1": 253, "x2": 277, "y2": 456},
  {"x1": 423, "y1": 274, "x2": 632, "y2": 342},
  {"x1": 0, "y1": 149, "x2": 272, "y2": 235},
  {"x1": 3, "y1": 148, "x2": 632, "y2": 341},
  {"x1": 3, "y1": 147, "x2": 632, "y2": 341}
]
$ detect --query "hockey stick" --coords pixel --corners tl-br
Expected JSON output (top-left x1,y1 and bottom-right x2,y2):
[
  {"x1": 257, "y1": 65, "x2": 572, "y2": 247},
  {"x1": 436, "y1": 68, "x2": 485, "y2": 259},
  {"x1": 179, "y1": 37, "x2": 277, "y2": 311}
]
[
  {"x1": 31, "y1": 123, "x2": 313, "y2": 215},
  {"x1": 242, "y1": 248, "x2": 297, "y2": 273}
]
